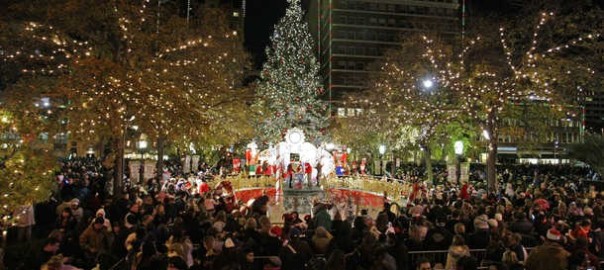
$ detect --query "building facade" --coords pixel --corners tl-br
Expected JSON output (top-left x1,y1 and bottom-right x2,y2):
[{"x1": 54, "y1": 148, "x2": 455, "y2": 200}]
[
  {"x1": 200, "y1": 0, "x2": 246, "y2": 34},
  {"x1": 306, "y1": 0, "x2": 461, "y2": 110},
  {"x1": 490, "y1": 103, "x2": 584, "y2": 164}
]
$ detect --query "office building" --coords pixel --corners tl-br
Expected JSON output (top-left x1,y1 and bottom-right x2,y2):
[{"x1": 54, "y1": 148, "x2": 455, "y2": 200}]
[{"x1": 306, "y1": 0, "x2": 461, "y2": 111}]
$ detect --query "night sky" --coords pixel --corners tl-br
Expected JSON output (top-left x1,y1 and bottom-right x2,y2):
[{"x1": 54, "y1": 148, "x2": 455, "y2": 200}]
[
  {"x1": 242, "y1": 0, "x2": 507, "y2": 69},
  {"x1": 243, "y1": 0, "x2": 604, "y2": 68}
]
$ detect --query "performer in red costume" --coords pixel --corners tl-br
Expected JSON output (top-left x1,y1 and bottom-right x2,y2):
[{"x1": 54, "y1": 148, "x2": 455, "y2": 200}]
[{"x1": 304, "y1": 162, "x2": 312, "y2": 188}]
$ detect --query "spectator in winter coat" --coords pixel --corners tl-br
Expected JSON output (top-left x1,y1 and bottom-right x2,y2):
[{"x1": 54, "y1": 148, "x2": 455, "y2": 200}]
[
  {"x1": 79, "y1": 217, "x2": 111, "y2": 258},
  {"x1": 525, "y1": 228, "x2": 570, "y2": 270},
  {"x1": 568, "y1": 237, "x2": 600, "y2": 270},
  {"x1": 312, "y1": 226, "x2": 333, "y2": 254},
  {"x1": 445, "y1": 235, "x2": 470, "y2": 270},
  {"x1": 467, "y1": 215, "x2": 490, "y2": 249},
  {"x1": 92, "y1": 208, "x2": 112, "y2": 232},
  {"x1": 509, "y1": 212, "x2": 534, "y2": 235},
  {"x1": 314, "y1": 204, "x2": 333, "y2": 231},
  {"x1": 280, "y1": 228, "x2": 312, "y2": 270}
]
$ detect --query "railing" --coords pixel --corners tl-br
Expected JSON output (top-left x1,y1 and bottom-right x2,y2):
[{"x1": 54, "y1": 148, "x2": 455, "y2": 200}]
[
  {"x1": 409, "y1": 248, "x2": 537, "y2": 269},
  {"x1": 323, "y1": 175, "x2": 413, "y2": 200},
  {"x1": 409, "y1": 249, "x2": 489, "y2": 267},
  {"x1": 209, "y1": 174, "x2": 414, "y2": 201},
  {"x1": 207, "y1": 175, "x2": 278, "y2": 190}
]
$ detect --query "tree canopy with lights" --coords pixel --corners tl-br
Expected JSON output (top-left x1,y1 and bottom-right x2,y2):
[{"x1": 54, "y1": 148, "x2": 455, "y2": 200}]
[
  {"x1": 367, "y1": 35, "x2": 462, "y2": 183},
  {"x1": 342, "y1": 4, "x2": 601, "y2": 189},
  {"x1": 0, "y1": 1, "x2": 251, "y2": 196},
  {"x1": 0, "y1": 109, "x2": 56, "y2": 232},
  {"x1": 254, "y1": 0, "x2": 329, "y2": 145},
  {"x1": 458, "y1": 10, "x2": 600, "y2": 191}
]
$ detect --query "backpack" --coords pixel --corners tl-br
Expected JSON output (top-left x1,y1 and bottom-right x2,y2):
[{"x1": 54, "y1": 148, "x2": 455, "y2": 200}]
[{"x1": 306, "y1": 255, "x2": 327, "y2": 270}]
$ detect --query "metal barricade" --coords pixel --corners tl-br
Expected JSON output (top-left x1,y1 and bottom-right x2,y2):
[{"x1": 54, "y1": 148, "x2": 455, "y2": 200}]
[{"x1": 408, "y1": 249, "x2": 488, "y2": 266}]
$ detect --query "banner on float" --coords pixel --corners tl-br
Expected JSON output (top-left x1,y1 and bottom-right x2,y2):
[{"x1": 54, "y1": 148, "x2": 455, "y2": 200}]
[
  {"x1": 447, "y1": 164, "x2": 456, "y2": 183},
  {"x1": 130, "y1": 160, "x2": 140, "y2": 182},
  {"x1": 191, "y1": 155, "x2": 200, "y2": 173},
  {"x1": 129, "y1": 160, "x2": 155, "y2": 183},
  {"x1": 183, "y1": 155, "x2": 191, "y2": 173},
  {"x1": 144, "y1": 161, "x2": 155, "y2": 180}
]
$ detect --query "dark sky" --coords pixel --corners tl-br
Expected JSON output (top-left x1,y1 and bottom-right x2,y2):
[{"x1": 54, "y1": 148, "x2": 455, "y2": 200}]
[
  {"x1": 244, "y1": 0, "x2": 287, "y2": 69},
  {"x1": 242, "y1": 0, "x2": 505, "y2": 69},
  {"x1": 243, "y1": 0, "x2": 604, "y2": 68}
]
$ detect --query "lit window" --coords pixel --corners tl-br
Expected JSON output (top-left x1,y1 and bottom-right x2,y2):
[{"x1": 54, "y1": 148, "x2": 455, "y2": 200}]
[{"x1": 233, "y1": 12, "x2": 240, "y2": 17}]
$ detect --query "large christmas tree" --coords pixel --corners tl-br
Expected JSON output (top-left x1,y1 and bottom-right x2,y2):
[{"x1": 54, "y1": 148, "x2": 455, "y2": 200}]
[{"x1": 255, "y1": 0, "x2": 328, "y2": 144}]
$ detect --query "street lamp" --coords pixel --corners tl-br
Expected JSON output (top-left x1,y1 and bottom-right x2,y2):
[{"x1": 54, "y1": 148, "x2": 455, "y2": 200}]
[
  {"x1": 482, "y1": 129, "x2": 490, "y2": 164},
  {"x1": 137, "y1": 134, "x2": 148, "y2": 184},
  {"x1": 86, "y1": 147, "x2": 95, "y2": 158},
  {"x1": 422, "y1": 79, "x2": 434, "y2": 89},
  {"x1": 122, "y1": 115, "x2": 136, "y2": 186},
  {"x1": 379, "y1": 144, "x2": 386, "y2": 175},
  {"x1": 454, "y1": 140, "x2": 464, "y2": 186}
]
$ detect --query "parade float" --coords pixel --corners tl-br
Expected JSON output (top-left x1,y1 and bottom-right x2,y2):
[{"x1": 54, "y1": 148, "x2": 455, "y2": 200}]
[{"x1": 212, "y1": 128, "x2": 415, "y2": 217}]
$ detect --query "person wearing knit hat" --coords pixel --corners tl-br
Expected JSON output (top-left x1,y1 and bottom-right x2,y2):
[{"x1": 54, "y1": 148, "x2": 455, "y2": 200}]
[
  {"x1": 546, "y1": 227, "x2": 562, "y2": 242},
  {"x1": 93, "y1": 208, "x2": 112, "y2": 232},
  {"x1": 79, "y1": 215, "x2": 111, "y2": 262},
  {"x1": 69, "y1": 198, "x2": 84, "y2": 223},
  {"x1": 526, "y1": 227, "x2": 570, "y2": 270}
]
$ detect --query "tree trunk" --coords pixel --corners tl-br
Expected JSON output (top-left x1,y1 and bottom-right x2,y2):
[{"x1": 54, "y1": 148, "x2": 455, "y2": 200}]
[
  {"x1": 424, "y1": 146, "x2": 434, "y2": 185},
  {"x1": 156, "y1": 136, "x2": 165, "y2": 179},
  {"x1": 391, "y1": 151, "x2": 395, "y2": 179},
  {"x1": 114, "y1": 135, "x2": 125, "y2": 199},
  {"x1": 487, "y1": 139, "x2": 498, "y2": 193},
  {"x1": 486, "y1": 113, "x2": 498, "y2": 193}
]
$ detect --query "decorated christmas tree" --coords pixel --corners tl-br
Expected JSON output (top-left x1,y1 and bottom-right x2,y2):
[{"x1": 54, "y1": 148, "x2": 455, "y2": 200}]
[{"x1": 254, "y1": 0, "x2": 329, "y2": 144}]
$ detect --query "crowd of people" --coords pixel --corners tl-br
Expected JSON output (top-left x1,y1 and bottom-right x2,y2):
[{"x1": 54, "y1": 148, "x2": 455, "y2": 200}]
[{"x1": 3, "y1": 158, "x2": 604, "y2": 270}]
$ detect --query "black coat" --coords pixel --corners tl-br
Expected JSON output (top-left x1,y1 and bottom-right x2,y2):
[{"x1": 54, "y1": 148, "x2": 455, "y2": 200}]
[{"x1": 467, "y1": 229, "x2": 490, "y2": 249}]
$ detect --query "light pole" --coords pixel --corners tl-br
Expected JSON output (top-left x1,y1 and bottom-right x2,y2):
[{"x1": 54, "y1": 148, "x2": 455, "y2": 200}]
[
  {"x1": 481, "y1": 129, "x2": 490, "y2": 164},
  {"x1": 379, "y1": 144, "x2": 386, "y2": 176},
  {"x1": 137, "y1": 134, "x2": 148, "y2": 184},
  {"x1": 454, "y1": 140, "x2": 464, "y2": 186},
  {"x1": 122, "y1": 116, "x2": 136, "y2": 185}
]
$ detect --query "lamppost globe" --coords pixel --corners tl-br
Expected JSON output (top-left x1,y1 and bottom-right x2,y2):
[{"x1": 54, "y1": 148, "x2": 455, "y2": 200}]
[
  {"x1": 378, "y1": 145, "x2": 386, "y2": 156},
  {"x1": 454, "y1": 140, "x2": 464, "y2": 186},
  {"x1": 137, "y1": 140, "x2": 148, "y2": 151},
  {"x1": 378, "y1": 144, "x2": 386, "y2": 176},
  {"x1": 454, "y1": 140, "x2": 464, "y2": 155},
  {"x1": 137, "y1": 135, "x2": 148, "y2": 184},
  {"x1": 422, "y1": 79, "x2": 434, "y2": 89}
]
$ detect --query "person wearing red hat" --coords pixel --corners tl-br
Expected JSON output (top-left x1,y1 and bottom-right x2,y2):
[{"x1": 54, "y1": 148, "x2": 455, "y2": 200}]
[{"x1": 525, "y1": 227, "x2": 570, "y2": 270}]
